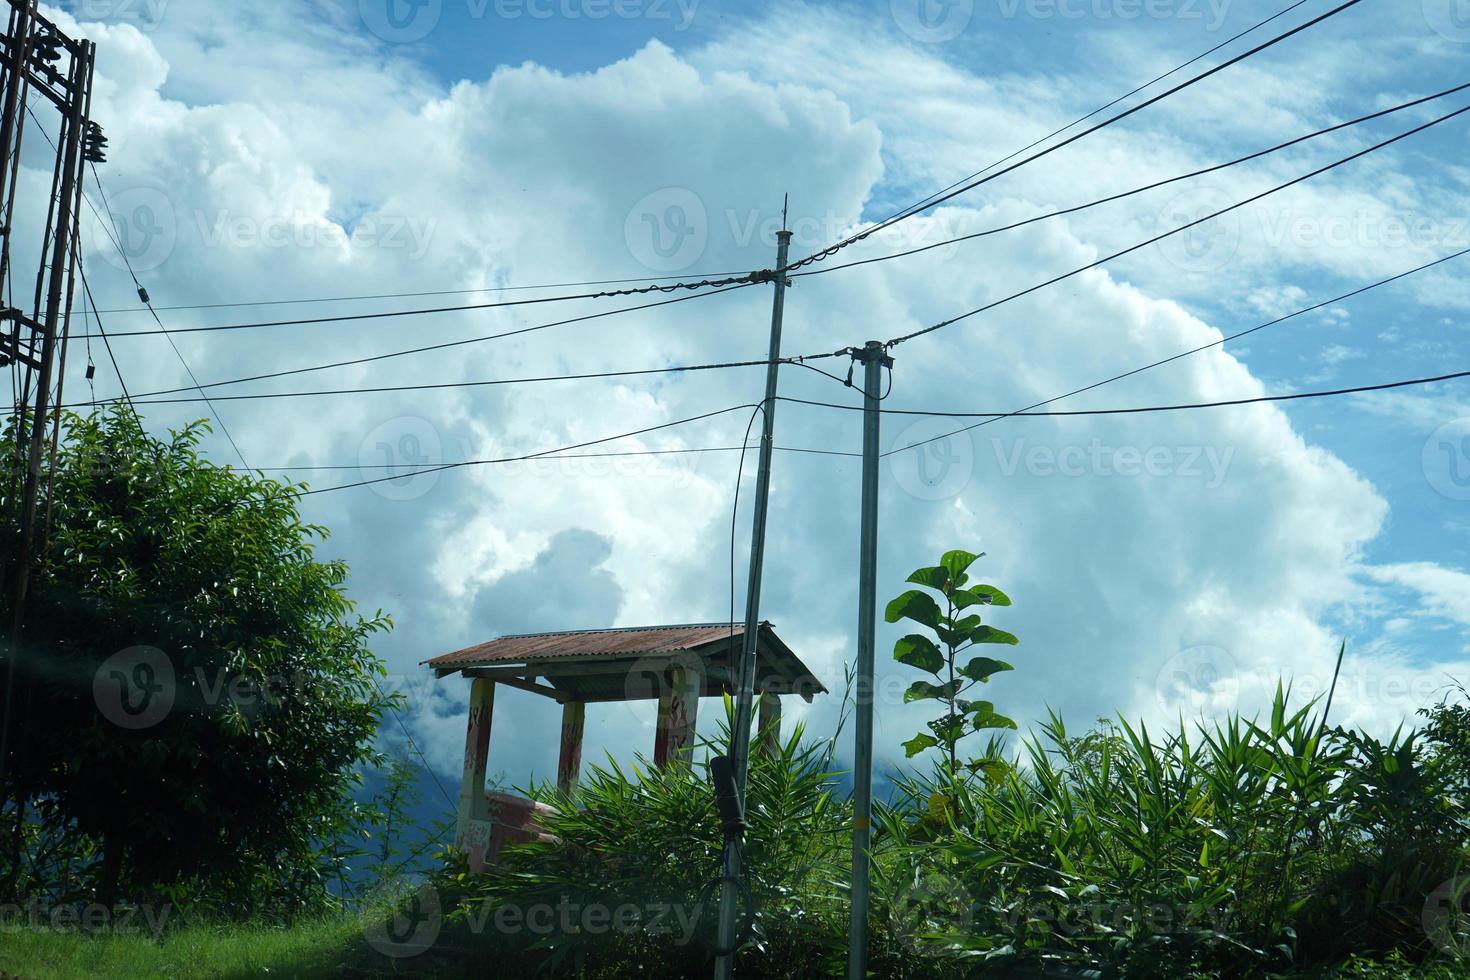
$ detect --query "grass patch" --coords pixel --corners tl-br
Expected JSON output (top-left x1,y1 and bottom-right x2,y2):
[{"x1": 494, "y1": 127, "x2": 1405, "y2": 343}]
[{"x1": 0, "y1": 917, "x2": 363, "y2": 979}]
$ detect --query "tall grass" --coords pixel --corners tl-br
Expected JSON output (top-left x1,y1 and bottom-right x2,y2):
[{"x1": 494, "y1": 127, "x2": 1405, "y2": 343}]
[{"x1": 878, "y1": 687, "x2": 1469, "y2": 977}]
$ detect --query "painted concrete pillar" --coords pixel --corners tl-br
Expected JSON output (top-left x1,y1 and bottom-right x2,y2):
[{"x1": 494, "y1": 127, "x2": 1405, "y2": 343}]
[
  {"x1": 758, "y1": 691, "x2": 783, "y2": 758},
  {"x1": 557, "y1": 701, "x2": 586, "y2": 795},
  {"x1": 455, "y1": 677, "x2": 495, "y2": 870},
  {"x1": 654, "y1": 663, "x2": 701, "y2": 766}
]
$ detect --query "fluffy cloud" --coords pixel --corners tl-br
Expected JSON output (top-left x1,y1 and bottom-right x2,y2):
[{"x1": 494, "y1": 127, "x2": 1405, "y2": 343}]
[{"x1": 30, "y1": 2, "x2": 1470, "y2": 791}]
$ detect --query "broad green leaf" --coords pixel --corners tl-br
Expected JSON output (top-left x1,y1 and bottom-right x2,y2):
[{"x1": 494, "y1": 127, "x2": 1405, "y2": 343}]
[
  {"x1": 968, "y1": 625, "x2": 1019, "y2": 646},
  {"x1": 969, "y1": 701, "x2": 1018, "y2": 731},
  {"x1": 894, "y1": 634, "x2": 944, "y2": 674},
  {"x1": 905, "y1": 566, "x2": 949, "y2": 591},
  {"x1": 959, "y1": 656, "x2": 1014, "y2": 683},
  {"x1": 953, "y1": 584, "x2": 1012, "y2": 609},
  {"x1": 904, "y1": 679, "x2": 962, "y2": 704},
  {"x1": 885, "y1": 589, "x2": 942, "y2": 629},
  {"x1": 902, "y1": 733, "x2": 939, "y2": 758},
  {"x1": 940, "y1": 550, "x2": 983, "y2": 586}
]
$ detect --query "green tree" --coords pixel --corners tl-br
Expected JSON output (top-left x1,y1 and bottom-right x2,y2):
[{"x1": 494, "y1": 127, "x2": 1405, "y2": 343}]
[
  {"x1": 886, "y1": 549, "x2": 1017, "y2": 776},
  {"x1": 0, "y1": 408, "x2": 394, "y2": 915}
]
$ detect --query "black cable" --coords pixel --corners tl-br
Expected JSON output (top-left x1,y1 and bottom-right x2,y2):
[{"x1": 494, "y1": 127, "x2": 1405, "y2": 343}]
[
  {"x1": 129, "y1": 281, "x2": 757, "y2": 396},
  {"x1": 76, "y1": 257, "x2": 145, "y2": 435},
  {"x1": 296, "y1": 403, "x2": 763, "y2": 496},
  {"x1": 787, "y1": 0, "x2": 1367, "y2": 273},
  {"x1": 886, "y1": 100, "x2": 1470, "y2": 348},
  {"x1": 882, "y1": 246, "x2": 1470, "y2": 457},
  {"x1": 779, "y1": 368, "x2": 1470, "y2": 419},
  {"x1": 87, "y1": 170, "x2": 251, "y2": 468},
  {"x1": 75, "y1": 272, "x2": 769, "y2": 339},
  {"x1": 80, "y1": 357, "x2": 792, "y2": 408},
  {"x1": 791, "y1": 80, "x2": 1470, "y2": 281},
  {"x1": 252, "y1": 443, "x2": 862, "y2": 472},
  {"x1": 729, "y1": 404, "x2": 766, "y2": 713},
  {"x1": 854, "y1": 0, "x2": 1320, "y2": 240},
  {"x1": 89, "y1": 272, "x2": 758, "y2": 315},
  {"x1": 370, "y1": 678, "x2": 456, "y2": 811}
]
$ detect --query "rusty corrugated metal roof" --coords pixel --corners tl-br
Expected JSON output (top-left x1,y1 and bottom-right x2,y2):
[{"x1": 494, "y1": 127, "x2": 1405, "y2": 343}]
[{"x1": 424, "y1": 622, "x2": 756, "y2": 669}]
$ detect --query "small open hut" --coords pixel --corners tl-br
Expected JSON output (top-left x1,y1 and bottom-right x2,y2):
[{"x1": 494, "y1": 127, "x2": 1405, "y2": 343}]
[{"x1": 424, "y1": 622, "x2": 825, "y2": 868}]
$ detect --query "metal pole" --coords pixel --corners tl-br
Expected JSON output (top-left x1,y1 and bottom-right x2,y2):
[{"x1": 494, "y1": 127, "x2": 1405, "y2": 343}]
[
  {"x1": 848, "y1": 341, "x2": 888, "y2": 980},
  {"x1": 712, "y1": 227, "x2": 791, "y2": 980}
]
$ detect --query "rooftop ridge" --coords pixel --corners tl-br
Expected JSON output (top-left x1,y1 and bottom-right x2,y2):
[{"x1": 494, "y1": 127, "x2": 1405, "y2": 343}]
[{"x1": 492, "y1": 621, "x2": 770, "y2": 642}]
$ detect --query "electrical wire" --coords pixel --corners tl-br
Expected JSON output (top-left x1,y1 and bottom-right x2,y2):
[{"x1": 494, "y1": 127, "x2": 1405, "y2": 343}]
[
  {"x1": 73, "y1": 357, "x2": 792, "y2": 408},
  {"x1": 75, "y1": 271, "x2": 769, "y2": 339},
  {"x1": 89, "y1": 271, "x2": 756, "y2": 316},
  {"x1": 791, "y1": 80, "x2": 1470, "y2": 281},
  {"x1": 885, "y1": 100, "x2": 1470, "y2": 348},
  {"x1": 124, "y1": 280, "x2": 758, "y2": 396},
  {"x1": 296, "y1": 403, "x2": 763, "y2": 496},
  {"x1": 881, "y1": 246, "x2": 1470, "y2": 456},
  {"x1": 786, "y1": 0, "x2": 1367, "y2": 273},
  {"x1": 853, "y1": 0, "x2": 1320, "y2": 241},
  {"x1": 88, "y1": 169, "x2": 251, "y2": 468},
  {"x1": 779, "y1": 368, "x2": 1470, "y2": 419},
  {"x1": 251, "y1": 443, "x2": 863, "y2": 473}
]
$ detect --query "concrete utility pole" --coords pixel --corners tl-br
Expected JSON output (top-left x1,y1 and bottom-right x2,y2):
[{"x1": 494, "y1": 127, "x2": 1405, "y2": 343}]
[
  {"x1": 712, "y1": 224, "x2": 792, "y2": 980},
  {"x1": 847, "y1": 340, "x2": 890, "y2": 980}
]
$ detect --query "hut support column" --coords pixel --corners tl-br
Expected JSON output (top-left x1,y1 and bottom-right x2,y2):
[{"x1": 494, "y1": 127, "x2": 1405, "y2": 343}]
[
  {"x1": 654, "y1": 664, "x2": 701, "y2": 766},
  {"x1": 557, "y1": 701, "x2": 586, "y2": 795},
  {"x1": 455, "y1": 677, "x2": 495, "y2": 869},
  {"x1": 758, "y1": 691, "x2": 782, "y2": 758}
]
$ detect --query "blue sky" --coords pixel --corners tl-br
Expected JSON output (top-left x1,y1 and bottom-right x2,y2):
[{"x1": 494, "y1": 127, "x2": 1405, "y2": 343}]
[{"x1": 28, "y1": 0, "x2": 1470, "y2": 796}]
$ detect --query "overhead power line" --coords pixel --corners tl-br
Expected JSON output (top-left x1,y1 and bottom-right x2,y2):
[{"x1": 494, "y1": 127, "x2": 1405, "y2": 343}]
[
  {"x1": 296, "y1": 403, "x2": 763, "y2": 496},
  {"x1": 879, "y1": 246, "x2": 1470, "y2": 456},
  {"x1": 128, "y1": 280, "x2": 757, "y2": 396},
  {"x1": 787, "y1": 0, "x2": 1367, "y2": 273},
  {"x1": 90, "y1": 272, "x2": 755, "y2": 316},
  {"x1": 884, "y1": 100, "x2": 1470, "y2": 348},
  {"x1": 780, "y1": 368, "x2": 1470, "y2": 419},
  {"x1": 858, "y1": 0, "x2": 1319, "y2": 234},
  {"x1": 792, "y1": 80, "x2": 1470, "y2": 281},
  {"x1": 88, "y1": 168, "x2": 251, "y2": 469},
  {"x1": 76, "y1": 270, "x2": 770, "y2": 339},
  {"x1": 76, "y1": 356, "x2": 793, "y2": 408},
  {"x1": 253, "y1": 443, "x2": 863, "y2": 473}
]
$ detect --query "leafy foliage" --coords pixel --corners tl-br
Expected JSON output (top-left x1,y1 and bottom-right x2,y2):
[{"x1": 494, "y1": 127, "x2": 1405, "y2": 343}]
[
  {"x1": 887, "y1": 550, "x2": 1017, "y2": 775},
  {"x1": 0, "y1": 408, "x2": 394, "y2": 918}
]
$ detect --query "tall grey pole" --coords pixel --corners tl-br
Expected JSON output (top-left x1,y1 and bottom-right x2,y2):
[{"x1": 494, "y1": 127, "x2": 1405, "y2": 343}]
[
  {"x1": 713, "y1": 228, "x2": 792, "y2": 980},
  {"x1": 848, "y1": 341, "x2": 889, "y2": 980}
]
